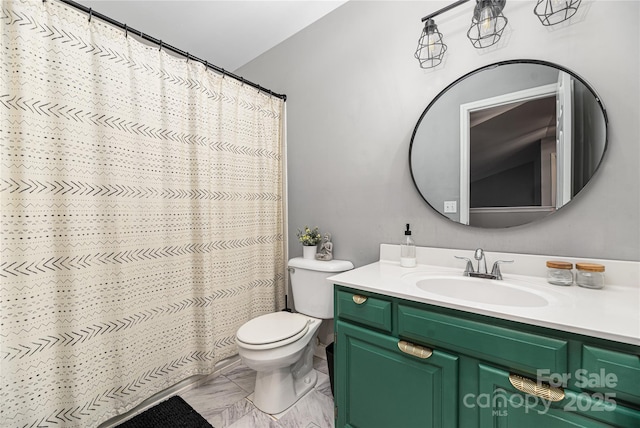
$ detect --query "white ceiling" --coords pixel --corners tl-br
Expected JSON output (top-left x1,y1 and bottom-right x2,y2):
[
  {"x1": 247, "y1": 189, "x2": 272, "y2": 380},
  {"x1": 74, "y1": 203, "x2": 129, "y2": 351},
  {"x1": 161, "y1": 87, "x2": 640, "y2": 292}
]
[{"x1": 78, "y1": 0, "x2": 347, "y2": 71}]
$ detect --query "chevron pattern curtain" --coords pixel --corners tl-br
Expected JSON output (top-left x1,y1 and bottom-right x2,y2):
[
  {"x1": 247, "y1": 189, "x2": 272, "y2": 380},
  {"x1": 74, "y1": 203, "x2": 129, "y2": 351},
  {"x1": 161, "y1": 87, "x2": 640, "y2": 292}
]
[{"x1": 1, "y1": 1, "x2": 285, "y2": 426}]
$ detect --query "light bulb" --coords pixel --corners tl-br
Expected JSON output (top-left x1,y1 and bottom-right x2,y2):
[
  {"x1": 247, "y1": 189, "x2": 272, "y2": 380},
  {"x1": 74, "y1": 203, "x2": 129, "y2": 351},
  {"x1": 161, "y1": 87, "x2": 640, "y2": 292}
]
[
  {"x1": 426, "y1": 33, "x2": 436, "y2": 56},
  {"x1": 479, "y1": 4, "x2": 495, "y2": 37}
]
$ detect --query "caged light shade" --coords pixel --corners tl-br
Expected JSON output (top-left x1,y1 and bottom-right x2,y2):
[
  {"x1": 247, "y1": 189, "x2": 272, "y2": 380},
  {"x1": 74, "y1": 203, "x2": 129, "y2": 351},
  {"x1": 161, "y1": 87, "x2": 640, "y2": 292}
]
[
  {"x1": 415, "y1": 19, "x2": 448, "y2": 69},
  {"x1": 467, "y1": 0, "x2": 508, "y2": 49},
  {"x1": 416, "y1": 0, "x2": 584, "y2": 69},
  {"x1": 534, "y1": 0, "x2": 582, "y2": 26}
]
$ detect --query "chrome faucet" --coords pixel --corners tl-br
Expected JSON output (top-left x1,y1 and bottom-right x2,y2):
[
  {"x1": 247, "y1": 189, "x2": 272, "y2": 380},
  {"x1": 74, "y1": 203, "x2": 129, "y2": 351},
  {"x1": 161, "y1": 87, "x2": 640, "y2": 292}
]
[
  {"x1": 455, "y1": 248, "x2": 513, "y2": 280},
  {"x1": 474, "y1": 248, "x2": 487, "y2": 274}
]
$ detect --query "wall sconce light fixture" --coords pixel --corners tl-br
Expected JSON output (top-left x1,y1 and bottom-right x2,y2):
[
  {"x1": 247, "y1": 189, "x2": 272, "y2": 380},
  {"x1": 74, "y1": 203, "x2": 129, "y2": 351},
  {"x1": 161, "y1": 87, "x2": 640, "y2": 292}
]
[
  {"x1": 416, "y1": 0, "x2": 581, "y2": 69},
  {"x1": 467, "y1": 0, "x2": 508, "y2": 49},
  {"x1": 415, "y1": 18, "x2": 447, "y2": 69},
  {"x1": 534, "y1": 0, "x2": 582, "y2": 26}
]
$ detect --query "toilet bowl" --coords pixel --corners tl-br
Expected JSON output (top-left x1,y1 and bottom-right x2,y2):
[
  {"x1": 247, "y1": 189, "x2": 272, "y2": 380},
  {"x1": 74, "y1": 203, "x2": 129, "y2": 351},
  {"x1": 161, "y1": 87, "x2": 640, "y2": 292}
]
[
  {"x1": 236, "y1": 312, "x2": 321, "y2": 414},
  {"x1": 235, "y1": 257, "x2": 353, "y2": 414}
]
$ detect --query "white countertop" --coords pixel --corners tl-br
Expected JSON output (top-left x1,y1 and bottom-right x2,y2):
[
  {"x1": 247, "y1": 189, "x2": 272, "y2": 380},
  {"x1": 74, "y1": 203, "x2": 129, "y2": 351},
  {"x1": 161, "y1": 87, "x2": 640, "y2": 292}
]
[{"x1": 328, "y1": 246, "x2": 640, "y2": 346}]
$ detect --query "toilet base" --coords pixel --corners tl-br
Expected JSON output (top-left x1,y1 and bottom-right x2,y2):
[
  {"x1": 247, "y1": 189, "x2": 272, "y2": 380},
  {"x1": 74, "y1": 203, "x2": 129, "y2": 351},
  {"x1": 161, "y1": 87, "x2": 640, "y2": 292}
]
[
  {"x1": 253, "y1": 366, "x2": 318, "y2": 414},
  {"x1": 236, "y1": 314, "x2": 322, "y2": 414}
]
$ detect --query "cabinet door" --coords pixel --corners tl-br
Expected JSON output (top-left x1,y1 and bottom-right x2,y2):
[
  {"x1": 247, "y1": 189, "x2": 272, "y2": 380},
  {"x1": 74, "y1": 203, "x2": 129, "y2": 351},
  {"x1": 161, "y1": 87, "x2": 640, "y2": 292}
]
[
  {"x1": 335, "y1": 320, "x2": 458, "y2": 428},
  {"x1": 478, "y1": 364, "x2": 640, "y2": 428}
]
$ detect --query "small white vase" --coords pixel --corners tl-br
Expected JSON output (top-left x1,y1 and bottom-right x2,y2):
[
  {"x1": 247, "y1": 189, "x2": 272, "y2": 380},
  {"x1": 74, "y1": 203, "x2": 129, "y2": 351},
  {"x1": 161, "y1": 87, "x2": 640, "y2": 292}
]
[{"x1": 302, "y1": 245, "x2": 317, "y2": 260}]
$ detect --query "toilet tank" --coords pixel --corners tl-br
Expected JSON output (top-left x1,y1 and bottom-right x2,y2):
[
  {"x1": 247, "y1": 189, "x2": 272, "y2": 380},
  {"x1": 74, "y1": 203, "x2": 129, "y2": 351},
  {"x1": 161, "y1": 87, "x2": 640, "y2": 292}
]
[{"x1": 288, "y1": 257, "x2": 354, "y2": 319}]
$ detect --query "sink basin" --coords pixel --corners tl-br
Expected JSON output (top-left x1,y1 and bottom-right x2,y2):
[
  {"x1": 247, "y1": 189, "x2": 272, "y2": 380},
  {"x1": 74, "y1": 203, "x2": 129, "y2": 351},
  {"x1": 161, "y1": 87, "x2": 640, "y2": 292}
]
[{"x1": 404, "y1": 274, "x2": 551, "y2": 307}]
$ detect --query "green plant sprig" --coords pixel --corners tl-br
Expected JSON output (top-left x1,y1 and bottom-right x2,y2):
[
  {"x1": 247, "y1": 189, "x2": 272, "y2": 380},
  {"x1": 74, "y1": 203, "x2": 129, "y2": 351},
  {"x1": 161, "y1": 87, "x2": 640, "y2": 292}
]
[{"x1": 297, "y1": 226, "x2": 322, "y2": 246}]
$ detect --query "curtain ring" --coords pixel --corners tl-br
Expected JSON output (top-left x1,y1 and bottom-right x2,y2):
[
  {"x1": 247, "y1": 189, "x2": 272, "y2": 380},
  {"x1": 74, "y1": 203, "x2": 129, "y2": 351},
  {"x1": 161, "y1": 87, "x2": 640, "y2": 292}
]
[
  {"x1": 124, "y1": 24, "x2": 128, "y2": 38},
  {"x1": 88, "y1": 8, "x2": 93, "y2": 22},
  {"x1": 257, "y1": 85, "x2": 262, "y2": 94},
  {"x1": 204, "y1": 60, "x2": 208, "y2": 69},
  {"x1": 186, "y1": 52, "x2": 190, "y2": 62},
  {"x1": 139, "y1": 30, "x2": 143, "y2": 38},
  {"x1": 159, "y1": 40, "x2": 162, "y2": 51},
  {"x1": 241, "y1": 77, "x2": 245, "y2": 86},
  {"x1": 221, "y1": 69, "x2": 226, "y2": 78}
]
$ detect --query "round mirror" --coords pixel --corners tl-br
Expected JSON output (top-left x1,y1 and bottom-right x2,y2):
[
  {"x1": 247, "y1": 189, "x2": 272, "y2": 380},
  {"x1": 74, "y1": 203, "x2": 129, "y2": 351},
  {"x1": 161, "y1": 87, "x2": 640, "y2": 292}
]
[{"x1": 410, "y1": 60, "x2": 608, "y2": 228}]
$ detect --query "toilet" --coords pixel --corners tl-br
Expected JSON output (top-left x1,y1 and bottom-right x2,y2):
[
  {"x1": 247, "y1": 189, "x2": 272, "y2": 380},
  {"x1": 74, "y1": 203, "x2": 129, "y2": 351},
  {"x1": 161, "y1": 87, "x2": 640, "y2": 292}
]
[{"x1": 235, "y1": 257, "x2": 354, "y2": 414}]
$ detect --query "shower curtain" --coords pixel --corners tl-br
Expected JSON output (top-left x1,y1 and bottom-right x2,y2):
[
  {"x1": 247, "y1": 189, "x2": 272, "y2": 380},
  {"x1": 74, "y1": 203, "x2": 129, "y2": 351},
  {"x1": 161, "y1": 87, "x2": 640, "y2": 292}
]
[{"x1": 1, "y1": 1, "x2": 286, "y2": 426}]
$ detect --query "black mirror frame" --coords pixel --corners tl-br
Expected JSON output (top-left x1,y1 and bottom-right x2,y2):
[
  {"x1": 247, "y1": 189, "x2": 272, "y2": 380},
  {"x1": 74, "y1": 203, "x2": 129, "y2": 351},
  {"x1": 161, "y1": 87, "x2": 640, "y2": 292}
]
[{"x1": 409, "y1": 59, "x2": 608, "y2": 228}]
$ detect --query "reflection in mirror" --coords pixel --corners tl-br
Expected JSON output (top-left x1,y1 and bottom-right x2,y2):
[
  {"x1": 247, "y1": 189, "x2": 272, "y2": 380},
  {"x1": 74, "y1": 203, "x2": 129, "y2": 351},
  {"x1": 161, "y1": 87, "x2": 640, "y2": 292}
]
[{"x1": 410, "y1": 60, "x2": 607, "y2": 228}]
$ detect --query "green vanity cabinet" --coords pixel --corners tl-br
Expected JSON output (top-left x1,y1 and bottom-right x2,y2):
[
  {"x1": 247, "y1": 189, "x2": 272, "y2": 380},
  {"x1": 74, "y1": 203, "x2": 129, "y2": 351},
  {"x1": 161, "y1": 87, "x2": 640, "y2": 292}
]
[{"x1": 334, "y1": 285, "x2": 640, "y2": 428}]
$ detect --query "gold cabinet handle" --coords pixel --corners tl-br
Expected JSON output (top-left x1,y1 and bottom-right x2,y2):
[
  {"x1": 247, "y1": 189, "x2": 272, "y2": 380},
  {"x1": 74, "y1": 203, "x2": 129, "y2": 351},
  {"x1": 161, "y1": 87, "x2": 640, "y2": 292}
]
[
  {"x1": 352, "y1": 295, "x2": 367, "y2": 304},
  {"x1": 398, "y1": 340, "x2": 433, "y2": 359},
  {"x1": 509, "y1": 374, "x2": 565, "y2": 402}
]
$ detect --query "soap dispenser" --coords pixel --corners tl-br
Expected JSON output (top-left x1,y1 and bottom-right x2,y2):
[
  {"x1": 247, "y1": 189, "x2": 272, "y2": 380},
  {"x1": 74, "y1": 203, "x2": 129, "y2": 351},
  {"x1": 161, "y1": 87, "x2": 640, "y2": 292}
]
[{"x1": 400, "y1": 224, "x2": 416, "y2": 268}]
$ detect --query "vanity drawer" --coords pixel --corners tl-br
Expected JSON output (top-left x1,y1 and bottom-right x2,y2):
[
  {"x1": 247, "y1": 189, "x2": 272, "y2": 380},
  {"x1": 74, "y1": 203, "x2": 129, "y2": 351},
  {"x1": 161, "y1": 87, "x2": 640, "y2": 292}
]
[
  {"x1": 397, "y1": 304, "x2": 568, "y2": 376},
  {"x1": 478, "y1": 363, "x2": 640, "y2": 428},
  {"x1": 581, "y1": 345, "x2": 640, "y2": 406},
  {"x1": 336, "y1": 290, "x2": 392, "y2": 333}
]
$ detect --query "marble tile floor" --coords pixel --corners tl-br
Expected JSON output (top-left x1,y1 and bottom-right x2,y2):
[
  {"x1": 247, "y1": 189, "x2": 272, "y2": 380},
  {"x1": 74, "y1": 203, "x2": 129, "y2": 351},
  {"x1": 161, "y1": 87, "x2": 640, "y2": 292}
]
[{"x1": 181, "y1": 354, "x2": 334, "y2": 428}]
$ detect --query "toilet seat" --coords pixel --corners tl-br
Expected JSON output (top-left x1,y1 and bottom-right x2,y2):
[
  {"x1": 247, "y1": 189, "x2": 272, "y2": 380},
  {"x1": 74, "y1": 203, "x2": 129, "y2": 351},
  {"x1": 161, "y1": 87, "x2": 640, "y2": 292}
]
[{"x1": 236, "y1": 312, "x2": 310, "y2": 350}]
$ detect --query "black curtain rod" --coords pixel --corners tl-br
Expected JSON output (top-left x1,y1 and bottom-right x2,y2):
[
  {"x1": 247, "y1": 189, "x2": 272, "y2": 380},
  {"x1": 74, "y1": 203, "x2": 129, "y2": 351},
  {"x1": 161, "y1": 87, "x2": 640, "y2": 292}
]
[
  {"x1": 51, "y1": 0, "x2": 287, "y2": 101},
  {"x1": 421, "y1": 0, "x2": 471, "y2": 22}
]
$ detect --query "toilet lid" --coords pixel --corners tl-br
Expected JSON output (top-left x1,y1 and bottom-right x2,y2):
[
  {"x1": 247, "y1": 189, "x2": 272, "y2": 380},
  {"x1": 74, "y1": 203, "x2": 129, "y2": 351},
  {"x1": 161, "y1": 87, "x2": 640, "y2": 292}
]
[{"x1": 236, "y1": 312, "x2": 309, "y2": 345}]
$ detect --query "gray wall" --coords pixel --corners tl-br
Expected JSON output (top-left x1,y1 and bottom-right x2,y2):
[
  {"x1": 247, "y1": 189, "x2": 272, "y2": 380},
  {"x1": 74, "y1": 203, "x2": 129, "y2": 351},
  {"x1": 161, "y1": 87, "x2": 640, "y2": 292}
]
[{"x1": 238, "y1": 1, "x2": 640, "y2": 267}]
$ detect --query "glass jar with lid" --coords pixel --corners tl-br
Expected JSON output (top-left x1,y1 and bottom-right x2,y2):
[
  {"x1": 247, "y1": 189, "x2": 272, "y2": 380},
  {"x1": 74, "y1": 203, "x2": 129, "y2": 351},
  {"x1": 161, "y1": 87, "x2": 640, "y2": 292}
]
[
  {"x1": 546, "y1": 261, "x2": 573, "y2": 286},
  {"x1": 576, "y1": 263, "x2": 605, "y2": 289}
]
